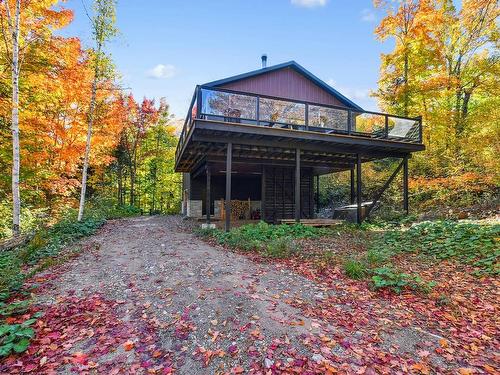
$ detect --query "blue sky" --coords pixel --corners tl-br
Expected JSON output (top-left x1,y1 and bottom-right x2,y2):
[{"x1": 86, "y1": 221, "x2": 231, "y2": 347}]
[{"x1": 60, "y1": 0, "x2": 393, "y2": 118}]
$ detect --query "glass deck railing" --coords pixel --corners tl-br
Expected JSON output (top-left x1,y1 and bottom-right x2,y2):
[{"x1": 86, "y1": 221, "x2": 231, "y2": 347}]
[{"x1": 176, "y1": 86, "x2": 423, "y2": 161}]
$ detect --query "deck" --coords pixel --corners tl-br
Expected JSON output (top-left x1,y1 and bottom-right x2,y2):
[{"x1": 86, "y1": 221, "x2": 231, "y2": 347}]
[{"x1": 175, "y1": 86, "x2": 424, "y2": 173}]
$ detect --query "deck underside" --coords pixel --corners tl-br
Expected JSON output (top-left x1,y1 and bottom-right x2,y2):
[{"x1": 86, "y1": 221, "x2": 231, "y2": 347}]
[{"x1": 175, "y1": 119, "x2": 425, "y2": 174}]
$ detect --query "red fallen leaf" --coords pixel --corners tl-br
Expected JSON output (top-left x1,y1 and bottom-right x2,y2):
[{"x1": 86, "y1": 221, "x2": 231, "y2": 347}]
[
  {"x1": 152, "y1": 350, "x2": 162, "y2": 358},
  {"x1": 231, "y1": 366, "x2": 244, "y2": 374},
  {"x1": 24, "y1": 364, "x2": 38, "y2": 373},
  {"x1": 123, "y1": 340, "x2": 135, "y2": 351},
  {"x1": 72, "y1": 351, "x2": 88, "y2": 365},
  {"x1": 163, "y1": 367, "x2": 174, "y2": 374}
]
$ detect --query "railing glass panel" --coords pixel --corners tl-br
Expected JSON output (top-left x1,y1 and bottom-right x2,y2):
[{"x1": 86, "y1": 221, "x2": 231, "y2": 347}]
[
  {"x1": 201, "y1": 89, "x2": 257, "y2": 123},
  {"x1": 387, "y1": 116, "x2": 420, "y2": 141},
  {"x1": 353, "y1": 113, "x2": 386, "y2": 138},
  {"x1": 308, "y1": 105, "x2": 348, "y2": 132},
  {"x1": 259, "y1": 98, "x2": 305, "y2": 127}
]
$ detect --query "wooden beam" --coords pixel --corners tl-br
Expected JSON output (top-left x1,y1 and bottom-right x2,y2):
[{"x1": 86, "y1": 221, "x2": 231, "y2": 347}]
[
  {"x1": 316, "y1": 174, "x2": 320, "y2": 214},
  {"x1": 364, "y1": 158, "x2": 405, "y2": 218},
  {"x1": 225, "y1": 143, "x2": 232, "y2": 232},
  {"x1": 206, "y1": 167, "x2": 211, "y2": 224},
  {"x1": 350, "y1": 168, "x2": 355, "y2": 204},
  {"x1": 403, "y1": 156, "x2": 409, "y2": 214},
  {"x1": 261, "y1": 165, "x2": 266, "y2": 220},
  {"x1": 356, "y1": 154, "x2": 362, "y2": 224},
  {"x1": 295, "y1": 148, "x2": 301, "y2": 223}
]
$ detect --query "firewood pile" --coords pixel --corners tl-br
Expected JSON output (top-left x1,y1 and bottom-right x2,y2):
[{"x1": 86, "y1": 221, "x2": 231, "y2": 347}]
[{"x1": 220, "y1": 199, "x2": 251, "y2": 220}]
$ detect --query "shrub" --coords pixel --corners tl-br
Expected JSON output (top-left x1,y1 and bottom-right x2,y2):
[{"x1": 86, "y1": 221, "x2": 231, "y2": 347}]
[
  {"x1": 0, "y1": 253, "x2": 24, "y2": 301},
  {"x1": 343, "y1": 258, "x2": 367, "y2": 279},
  {"x1": 364, "y1": 248, "x2": 389, "y2": 266},
  {"x1": 208, "y1": 221, "x2": 326, "y2": 252},
  {"x1": 371, "y1": 266, "x2": 433, "y2": 294},
  {"x1": 261, "y1": 237, "x2": 299, "y2": 259},
  {"x1": 0, "y1": 317, "x2": 37, "y2": 357}
]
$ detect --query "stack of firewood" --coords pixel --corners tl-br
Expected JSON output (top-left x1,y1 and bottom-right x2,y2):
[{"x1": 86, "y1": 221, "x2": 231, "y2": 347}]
[{"x1": 220, "y1": 199, "x2": 251, "y2": 220}]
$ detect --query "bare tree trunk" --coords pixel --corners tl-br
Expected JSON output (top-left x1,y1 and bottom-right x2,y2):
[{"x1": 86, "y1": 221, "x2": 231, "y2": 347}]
[
  {"x1": 78, "y1": 44, "x2": 101, "y2": 221},
  {"x1": 5, "y1": 0, "x2": 22, "y2": 236}
]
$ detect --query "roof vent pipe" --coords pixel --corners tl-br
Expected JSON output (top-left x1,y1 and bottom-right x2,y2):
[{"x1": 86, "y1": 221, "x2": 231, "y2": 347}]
[{"x1": 261, "y1": 54, "x2": 267, "y2": 68}]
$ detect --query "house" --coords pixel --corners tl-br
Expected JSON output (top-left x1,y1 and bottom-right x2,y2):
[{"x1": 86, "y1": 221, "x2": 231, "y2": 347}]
[{"x1": 175, "y1": 57, "x2": 424, "y2": 230}]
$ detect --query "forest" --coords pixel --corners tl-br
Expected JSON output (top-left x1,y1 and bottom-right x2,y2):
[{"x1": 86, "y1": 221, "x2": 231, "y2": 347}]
[
  {"x1": 0, "y1": 0, "x2": 181, "y2": 239},
  {"x1": 0, "y1": 0, "x2": 498, "y2": 237}
]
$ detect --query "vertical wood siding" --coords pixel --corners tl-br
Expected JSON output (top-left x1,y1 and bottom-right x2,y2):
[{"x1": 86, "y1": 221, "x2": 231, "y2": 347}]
[{"x1": 219, "y1": 67, "x2": 346, "y2": 107}]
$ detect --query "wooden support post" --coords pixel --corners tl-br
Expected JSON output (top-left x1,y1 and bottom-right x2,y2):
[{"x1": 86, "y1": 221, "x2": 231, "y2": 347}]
[
  {"x1": 206, "y1": 167, "x2": 211, "y2": 224},
  {"x1": 403, "y1": 156, "x2": 409, "y2": 215},
  {"x1": 261, "y1": 166, "x2": 266, "y2": 220},
  {"x1": 350, "y1": 168, "x2": 355, "y2": 204},
  {"x1": 295, "y1": 148, "x2": 301, "y2": 223},
  {"x1": 356, "y1": 154, "x2": 362, "y2": 224},
  {"x1": 315, "y1": 174, "x2": 320, "y2": 214},
  {"x1": 225, "y1": 143, "x2": 232, "y2": 232}
]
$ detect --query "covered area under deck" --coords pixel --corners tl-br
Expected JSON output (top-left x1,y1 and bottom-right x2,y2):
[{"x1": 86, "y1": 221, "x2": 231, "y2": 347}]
[{"x1": 178, "y1": 119, "x2": 424, "y2": 231}]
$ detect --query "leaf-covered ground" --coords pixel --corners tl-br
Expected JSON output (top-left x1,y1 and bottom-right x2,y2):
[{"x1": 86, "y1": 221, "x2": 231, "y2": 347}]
[{"x1": 1, "y1": 216, "x2": 498, "y2": 374}]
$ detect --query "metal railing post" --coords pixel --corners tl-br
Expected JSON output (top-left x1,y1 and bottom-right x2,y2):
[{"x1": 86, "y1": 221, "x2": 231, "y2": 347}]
[
  {"x1": 256, "y1": 96, "x2": 260, "y2": 125},
  {"x1": 417, "y1": 116, "x2": 423, "y2": 143},
  {"x1": 305, "y1": 103, "x2": 309, "y2": 130},
  {"x1": 347, "y1": 110, "x2": 352, "y2": 135},
  {"x1": 385, "y1": 115, "x2": 389, "y2": 139},
  {"x1": 196, "y1": 86, "x2": 202, "y2": 119}
]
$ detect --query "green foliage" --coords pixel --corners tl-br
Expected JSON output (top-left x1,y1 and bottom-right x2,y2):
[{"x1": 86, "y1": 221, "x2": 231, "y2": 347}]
[
  {"x1": 0, "y1": 201, "x2": 44, "y2": 239},
  {"x1": 371, "y1": 266, "x2": 433, "y2": 294},
  {"x1": 0, "y1": 317, "x2": 37, "y2": 357},
  {"x1": 209, "y1": 221, "x2": 326, "y2": 253},
  {"x1": 0, "y1": 300, "x2": 30, "y2": 318},
  {"x1": 0, "y1": 253, "x2": 24, "y2": 301},
  {"x1": 343, "y1": 258, "x2": 367, "y2": 279},
  {"x1": 261, "y1": 237, "x2": 300, "y2": 259},
  {"x1": 372, "y1": 221, "x2": 500, "y2": 275}
]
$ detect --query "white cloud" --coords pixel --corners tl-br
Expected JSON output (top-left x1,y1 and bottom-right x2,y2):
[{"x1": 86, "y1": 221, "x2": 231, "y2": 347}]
[
  {"x1": 147, "y1": 64, "x2": 175, "y2": 79},
  {"x1": 361, "y1": 8, "x2": 376, "y2": 22},
  {"x1": 291, "y1": 0, "x2": 327, "y2": 8},
  {"x1": 326, "y1": 78, "x2": 370, "y2": 100}
]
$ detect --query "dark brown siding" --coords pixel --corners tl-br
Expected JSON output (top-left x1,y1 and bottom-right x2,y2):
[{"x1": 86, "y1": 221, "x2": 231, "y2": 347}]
[
  {"x1": 263, "y1": 166, "x2": 313, "y2": 223},
  {"x1": 219, "y1": 67, "x2": 345, "y2": 107}
]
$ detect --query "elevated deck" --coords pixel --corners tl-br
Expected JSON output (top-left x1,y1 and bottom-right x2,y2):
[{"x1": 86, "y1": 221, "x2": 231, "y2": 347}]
[{"x1": 175, "y1": 86, "x2": 424, "y2": 174}]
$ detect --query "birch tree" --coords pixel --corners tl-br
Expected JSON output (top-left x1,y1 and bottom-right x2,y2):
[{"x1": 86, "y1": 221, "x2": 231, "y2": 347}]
[
  {"x1": 78, "y1": 0, "x2": 117, "y2": 221},
  {"x1": 1, "y1": 0, "x2": 21, "y2": 236}
]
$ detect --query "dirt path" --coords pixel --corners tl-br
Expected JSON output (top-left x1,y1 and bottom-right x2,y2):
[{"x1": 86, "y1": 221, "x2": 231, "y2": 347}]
[{"x1": 3, "y1": 215, "x2": 466, "y2": 374}]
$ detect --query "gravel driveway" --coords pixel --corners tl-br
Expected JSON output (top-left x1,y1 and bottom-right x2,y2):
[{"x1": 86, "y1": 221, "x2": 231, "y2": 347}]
[
  {"x1": 28, "y1": 215, "x2": 348, "y2": 374},
  {"x1": 9, "y1": 215, "x2": 457, "y2": 374}
]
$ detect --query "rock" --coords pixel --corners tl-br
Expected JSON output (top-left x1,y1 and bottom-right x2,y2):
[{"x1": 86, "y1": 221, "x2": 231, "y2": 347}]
[
  {"x1": 312, "y1": 353, "x2": 324, "y2": 363},
  {"x1": 264, "y1": 358, "x2": 274, "y2": 368}
]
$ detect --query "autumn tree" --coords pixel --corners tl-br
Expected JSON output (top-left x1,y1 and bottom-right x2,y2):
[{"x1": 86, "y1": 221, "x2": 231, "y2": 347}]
[
  {"x1": 78, "y1": 0, "x2": 118, "y2": 221},
  {"x1": 0, "y1": 0, "x2": 73, "y2": 234},
  {"x1": 374, "y1": 0, "x2": 499, "y2": 176}
]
